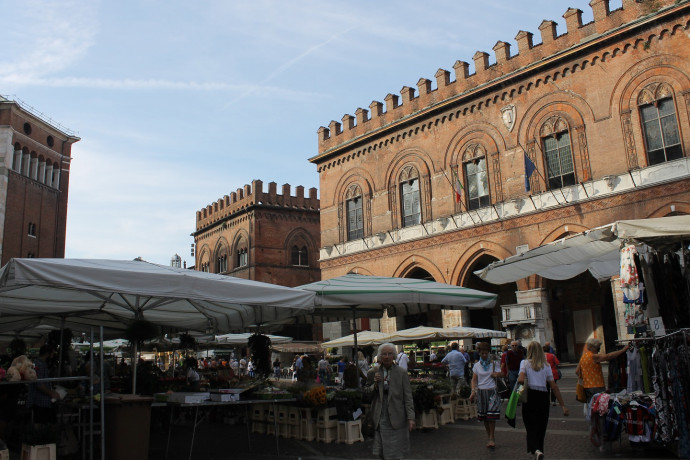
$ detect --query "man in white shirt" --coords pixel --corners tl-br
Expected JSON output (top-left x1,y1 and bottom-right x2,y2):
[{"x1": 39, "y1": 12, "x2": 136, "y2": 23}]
[
  {"x1": 442, "y1": 342, "x2": 467, "y2": 394},
  {"x1": 396, "y1": 350, "x2": 409, "y2": 370}
]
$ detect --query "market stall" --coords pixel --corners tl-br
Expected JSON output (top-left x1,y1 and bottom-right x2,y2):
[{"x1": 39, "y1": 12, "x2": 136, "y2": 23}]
[{"x1": 0, "y1": 258, "x2": 317, "y2": 460}]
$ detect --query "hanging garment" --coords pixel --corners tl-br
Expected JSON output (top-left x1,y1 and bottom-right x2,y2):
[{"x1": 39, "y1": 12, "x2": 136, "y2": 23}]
[
  {"x1": 627, "y1": 347, "x2": 643, "y2": 393},
  {"x1": 620, "y1": 244, "x2": 640, "y2": 301},
  {"x1": 639, "y1": 346, "x2": 652, "y2": 394}
]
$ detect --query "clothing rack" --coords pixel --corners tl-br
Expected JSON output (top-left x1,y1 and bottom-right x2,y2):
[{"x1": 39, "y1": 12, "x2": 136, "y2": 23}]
[{"x1": 615, "y1": 328, "x2": 690, "y2": 343}]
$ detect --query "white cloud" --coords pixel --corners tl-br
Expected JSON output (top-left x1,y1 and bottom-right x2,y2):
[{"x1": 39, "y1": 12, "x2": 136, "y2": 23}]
[{"x1": 0, "y1": 0, "x2": 98, "y2": 78}]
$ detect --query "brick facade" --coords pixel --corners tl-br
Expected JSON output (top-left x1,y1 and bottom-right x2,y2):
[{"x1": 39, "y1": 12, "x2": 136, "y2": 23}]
[
  {"x1": 0, "y1": 96, "x2": 79, "y2": 265},
  {"x1": 310, "y1": 0, "x2": 690, "y2": 360},
  {"x1": 193, "y1": 180, "x2": 321, "y2": 340}
]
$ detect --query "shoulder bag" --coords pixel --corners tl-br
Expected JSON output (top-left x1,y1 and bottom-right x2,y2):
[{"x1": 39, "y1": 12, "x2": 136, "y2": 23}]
[
  {"x1": 361, "y1": 410, "x2": 376, "y2": 437},
  {"x1": 493, "y1": 362, "x2": 510, "y2": 399},
  {"x1": 361, "y1": 373, "x2": 379, "y2": 437},
  {"x1": 575, "y1": 377, "x2": 587, "y2": 403}
]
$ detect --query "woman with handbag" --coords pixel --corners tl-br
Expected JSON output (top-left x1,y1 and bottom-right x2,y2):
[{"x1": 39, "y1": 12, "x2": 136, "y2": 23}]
[
  {"x1": 575, "y1": 338, "x2": 629, "y2": 403},
  {"x1": 517, "y1": 341, "x2": 569, "y2": 460},
  {"x1": 364, "y1": 343, "x2": 415, "y2": 460},
  {"x1": 469, "y1": 342, "x2": 503, "y2": 449},
  {"x1": 543, "y1": 344, "x2": 561, "y2": 405}
]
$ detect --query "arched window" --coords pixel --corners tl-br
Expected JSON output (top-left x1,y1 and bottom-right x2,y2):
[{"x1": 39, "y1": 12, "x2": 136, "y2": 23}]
[
  {"x1": 216, "y1": 255, "x2": 227, "y2": 273},
  {"x1": 12, "y1": 144, "x2": 22, "y2": 172},
  {"x1": 237, "y1": 248, "x2": 248, "y2": 268},
  {"x1": 399, "y1": 166, "x2": 421, "y2": 227},
  {"x1": 540, "y1": 116, "x2": 575, "y2": 190},
  {"x1": 638, "y1": 83, "x2": 683, "y2": 166},
  {"x1": 462, "y1": 144, "x2": 490, "y2": 210},
  {"x1": 345, "y1": 185, "x2": 364, "y2": 240},
  {"x1": 200, "y1": 262, "x2": 210, "y2": 272},
  {"x1": 291, "y1": 245, "x2": 308, "y2": 266}
]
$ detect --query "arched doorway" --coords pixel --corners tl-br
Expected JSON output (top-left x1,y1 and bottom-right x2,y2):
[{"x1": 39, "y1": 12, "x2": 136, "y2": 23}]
[
  {"x1": 544, "y1": 272, "x2": 614, "y2": 362},
  {"x1": 401, "y1": 267, "x2": 443, "y2": 328},
  {"x1": 465, "y1": 255, "x2": 517, "y2": 331}
]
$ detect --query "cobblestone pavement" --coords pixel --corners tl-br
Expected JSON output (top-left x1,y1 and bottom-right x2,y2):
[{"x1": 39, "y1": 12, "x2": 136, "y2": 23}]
[{"x1": 150, "y1": 366, "x2": 676, "y2": 460}]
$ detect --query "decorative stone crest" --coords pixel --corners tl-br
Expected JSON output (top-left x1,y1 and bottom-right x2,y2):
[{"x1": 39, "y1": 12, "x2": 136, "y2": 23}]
[{"x1": 501, "y1": 104, "x2": 516, "y2": 132}]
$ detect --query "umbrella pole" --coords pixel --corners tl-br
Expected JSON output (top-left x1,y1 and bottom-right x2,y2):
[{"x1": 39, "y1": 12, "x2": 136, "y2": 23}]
[
  {"x1": 58, "y1": 317, "x2": 65, "y2": 378},
  {"x1": 132, "y1": 340, "x2": 138, "y2": 395},
  {"x1": 99, "y1": 326, "x2": 105, "y2": 460},
  {"x1": 352, "y1": 307, "x2": 358, "y2": 363}
]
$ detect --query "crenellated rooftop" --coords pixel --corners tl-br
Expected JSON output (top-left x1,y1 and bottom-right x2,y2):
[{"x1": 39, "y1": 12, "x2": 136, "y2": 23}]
[
  {"x1": 195, "y1": 179, "x2": 319, "y2": 230},
  {"x1": 314, "y1": 0, "x2": 687, "y2": 158}
]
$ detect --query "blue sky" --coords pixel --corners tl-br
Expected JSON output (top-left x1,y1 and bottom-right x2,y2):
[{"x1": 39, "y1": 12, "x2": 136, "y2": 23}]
[{"x1": 1, "y1": 0, "x2": 609, "y2": 267}]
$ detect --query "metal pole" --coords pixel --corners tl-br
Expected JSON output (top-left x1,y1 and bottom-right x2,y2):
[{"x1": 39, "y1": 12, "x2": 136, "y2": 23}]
[
  {"x1": 89, "y1": 328, "x2": 94, "y2": 460},
  {"x1": 132, "y1": 340, "x2": 138, "y2": 395},
  {"x1": 99, "y1": 326, "x2": 105, "y2": 460}
]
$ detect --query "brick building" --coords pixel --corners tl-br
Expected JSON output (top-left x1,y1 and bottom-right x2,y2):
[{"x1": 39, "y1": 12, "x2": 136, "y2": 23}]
[
  {"x1": 0, "y1": 96, "x2": 79, "y2": 265},
  {"x1": 310, "y1": 0, "x2": 690, "y2": 360},
  {"x1": 193, "y1": 180, "x2": 321, "y2": 340}
]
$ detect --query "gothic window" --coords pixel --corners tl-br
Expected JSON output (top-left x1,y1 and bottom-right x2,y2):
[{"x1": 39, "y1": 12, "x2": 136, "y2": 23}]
[
  {"x1": 638, "y1": 83, "x2": 683, "y2": 166},
  {"x1": 216, "y1": 254, "x2": 227, "y2": 273},
  {"x1": 540, "y1": 116, "x2": 576, "y2": 190},
  {"x1": 237, "y1": 248, "x2": 248, "y2": 268},
  {"x1": 345, "y1": 185, "x2": 364, "y2": 240},
  {"x1": 200, "y1": 262, "x2": 210, "y2": 272},
  {"x1": 27, "y1": 222, "x2": 36, "y2": 237},
  {"x1": 291, "y1": 245, "x2": 308, "y2": 266},
  {"x1": 462, "y1": 144, "x2": 490, "y2": 211},
  {"x1": 399, "y1": 166, "x2": 421, "y2": 227}
]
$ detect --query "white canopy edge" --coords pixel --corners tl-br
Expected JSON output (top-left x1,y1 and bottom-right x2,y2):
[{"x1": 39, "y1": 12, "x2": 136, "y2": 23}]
[{"x1": 474, "y1": 215, "x2": 690, "y2": 285}]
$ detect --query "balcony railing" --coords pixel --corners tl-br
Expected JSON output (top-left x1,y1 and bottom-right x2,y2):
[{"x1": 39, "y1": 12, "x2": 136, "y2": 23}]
[{"x1": 501, "y1": 303, "x2": 543, "y2": 326}]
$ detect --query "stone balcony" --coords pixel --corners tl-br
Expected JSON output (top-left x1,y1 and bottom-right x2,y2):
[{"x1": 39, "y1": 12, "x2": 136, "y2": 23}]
[{"x1": 501, "y1": 303, "x2": 543, "y2": 326}]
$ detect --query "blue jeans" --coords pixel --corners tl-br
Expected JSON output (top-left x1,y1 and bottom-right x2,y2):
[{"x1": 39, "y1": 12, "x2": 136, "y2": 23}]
[{"x1": 508, "y1": 369, "x2": 520, "y2": 392}]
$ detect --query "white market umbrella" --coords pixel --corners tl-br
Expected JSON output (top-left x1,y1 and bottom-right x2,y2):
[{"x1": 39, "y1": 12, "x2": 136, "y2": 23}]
[
  {"x1": 215, "y1": 332, "x2": 293, "y2": 345},
  {"x1": 386, "y1": 325, "x2": 506, "y2": 343},
  {"x1": 296, "y1": 274, "x2": 497, "y2": 360},
  {"x1": 321, "y1": 331, "x2": 388, "y2": 348},
  {"x1": 0, "y1": 258, "x2": 316, "y2": 396},
  {"x1": 0, "y1": 258, "x2": 316, "y2": 333},
  {"x1": 446, "y1": 326, "x2": 507, "y2": 339}
]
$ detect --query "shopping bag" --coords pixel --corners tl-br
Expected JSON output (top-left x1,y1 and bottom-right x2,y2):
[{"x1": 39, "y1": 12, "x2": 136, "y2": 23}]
[
  {"x1": 505, "y1": 390, "x2": 519, "y2": 427},
  {"x1": 575, "y1": 378, "x2": 587, "y2": 403},
  {"x1": 518, "y1": 382, "x2": 528, "y2": 404},
  {"x1": 361, "y1": 411, "x2": 376, "y2": 437}
]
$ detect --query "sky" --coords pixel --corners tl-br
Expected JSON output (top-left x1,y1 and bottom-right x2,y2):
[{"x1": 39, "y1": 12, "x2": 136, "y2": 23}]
[{"x1": 0, "y1": 0, "x2": 612, "y2": 267}]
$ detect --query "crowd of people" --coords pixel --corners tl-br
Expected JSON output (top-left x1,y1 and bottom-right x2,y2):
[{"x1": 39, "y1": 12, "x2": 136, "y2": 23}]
[{"x1": 2, "y1": 336, "x2": 631, "y2": 460}]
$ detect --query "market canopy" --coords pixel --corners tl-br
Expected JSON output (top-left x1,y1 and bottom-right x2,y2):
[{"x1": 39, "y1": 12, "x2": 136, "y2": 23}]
[
  {"x1": 474, "y1": 215, "x2": 690, "y2": 284},
  {"x1": 385, "y1": 325, "x2": 506, "y2": 343},
  {"x1": 0, "y1": 258, "x2": 316, "y2": 335},
  {"x1": 297, "y1": 274, "x2": 497, "y2": 320},
  {"x1": 215, "y1": 332, "x2": 293, "y2": 345},
  {"x1": 446, "y1": 326, "x2": 507, "y2": 339},
  {"x1": 294, "y1": 274, "x2": 497, "y2": 360},
  {"x1": 271, "y1": 342, "x2": 322, "y2": 354},
  {"x1": 321, "y1": 331, "x2": 389, "y2": 348}
]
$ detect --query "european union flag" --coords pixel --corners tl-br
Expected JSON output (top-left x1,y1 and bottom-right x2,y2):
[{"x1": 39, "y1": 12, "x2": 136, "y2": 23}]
[{"x1": 524, "y1": 153, "x2": 537, "y2": 192}]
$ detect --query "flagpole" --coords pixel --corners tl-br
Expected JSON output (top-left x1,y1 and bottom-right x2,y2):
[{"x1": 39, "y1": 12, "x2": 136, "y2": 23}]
[
  {"x1": 441, "y1": 169, "x2": 477, "y2": 226},
  {"x1": 518, "y1": 142, "x2": 564, "y2": 205},
  {"x1": 532, "y1": 141, "x2": 569, "y2": 203}
]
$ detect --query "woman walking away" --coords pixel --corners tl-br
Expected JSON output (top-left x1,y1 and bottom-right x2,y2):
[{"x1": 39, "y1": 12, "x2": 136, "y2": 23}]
[
  {"x1": 469, "y1": 341, "x2": 502, "y2": 449},
  {"x1": 543, "y1": 344, "x2": 560, "y2": 405},
  {"x1": 365, "y1": 343, "x2": 415, "y2": 460},
  {"x1": 518, "y1": 341, "x2": 570, "y2": 460},
  {"x1": 575, "y1": 337, "x2": 629, "y2": 403}
]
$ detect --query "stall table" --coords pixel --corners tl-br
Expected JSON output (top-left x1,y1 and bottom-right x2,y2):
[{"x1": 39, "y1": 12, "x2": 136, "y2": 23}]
[{"x1": 162, "y1": 397, "x2": 295, "y2": 460}]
